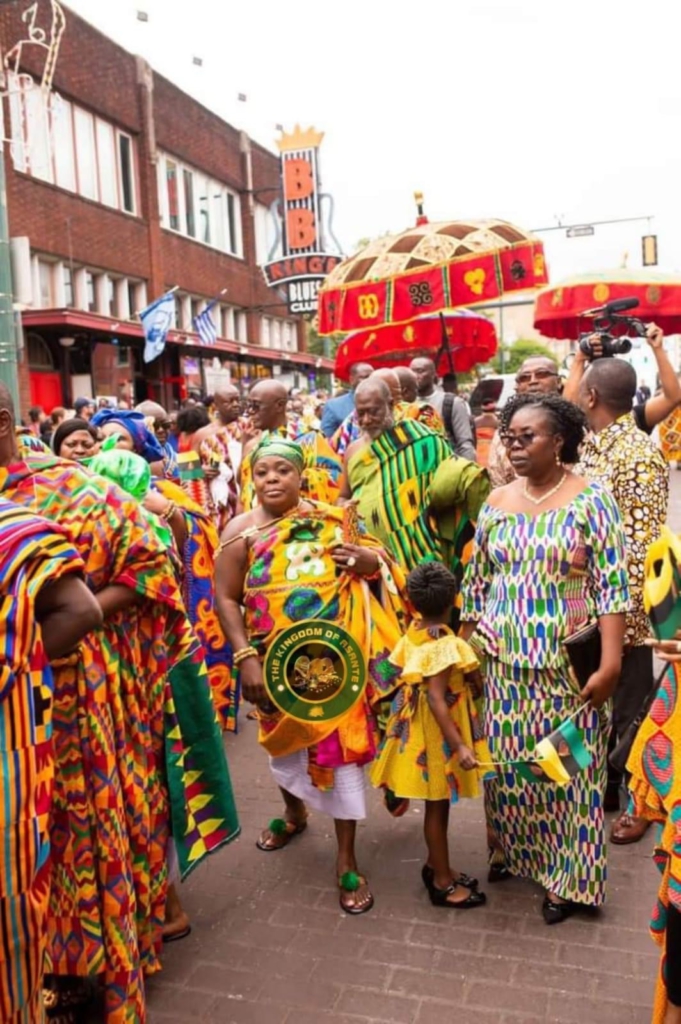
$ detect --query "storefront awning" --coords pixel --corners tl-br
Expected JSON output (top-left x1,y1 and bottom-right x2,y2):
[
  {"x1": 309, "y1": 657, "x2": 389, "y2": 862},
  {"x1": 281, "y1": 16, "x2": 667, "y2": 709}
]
[{"x1": 20, "y1": 309, "x2": 334, "y2": 371}]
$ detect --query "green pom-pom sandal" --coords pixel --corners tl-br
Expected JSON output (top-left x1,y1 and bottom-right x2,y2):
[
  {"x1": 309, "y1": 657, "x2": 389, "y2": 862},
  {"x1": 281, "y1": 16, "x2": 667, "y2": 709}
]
[{"x1": 338, "y1": 871, "x2": 374, "y2": 915}]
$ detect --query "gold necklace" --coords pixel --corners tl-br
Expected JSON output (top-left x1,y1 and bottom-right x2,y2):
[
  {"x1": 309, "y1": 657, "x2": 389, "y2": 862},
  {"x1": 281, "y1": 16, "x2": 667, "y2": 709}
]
[{"x1": 522, "y1": 471, "x2": 567, "y2": 506}]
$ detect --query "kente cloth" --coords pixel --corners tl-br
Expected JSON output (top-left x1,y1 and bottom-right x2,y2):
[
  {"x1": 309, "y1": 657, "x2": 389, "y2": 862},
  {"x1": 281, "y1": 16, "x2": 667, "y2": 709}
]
[
  {"x1": 0, "y1": 455, "x2": 239, "y2": 1024},
  {"x1": 156, "y1": 480, "x2": 239, "y2": 732},
  {"x1": 240, "y1": 426, "x2": 342, "y2": 512},
  {"x1": 399, "y1": 401, "x2": 444, "y2": 435},
  {"x1": 462, "y1": 486, "x2": 630, "y2": 905},
  {"x1": 428, "y1": 456, "x2": 490, "y2": 629},
  {"x1": 370, "y1": 623, "x2": 492, "y2": 803},
  {"x1": 475, "y1": 424, "x2": 496, "y2": 468},
  {"x1": 0, "y1": 499, "x2": 83, "y2": 1024},
  {"x1": 197, "y1": 427, "x2": 238, "y2": 533},
  {"x1": 347, "y1": 419, "x2": 451, "y2": 572},
  {"x1": 330, "y1": 411, "x2": 362, "y2": 456},
  {"x1": 178, "y1": 429, "x2": 238, "y2": 534},
  {"x1": 241, "y1": 503, "x2": 408, "y2": 773},
  {"x1": 628, "y1": 662, "x2": 681, "y2": 1022}
]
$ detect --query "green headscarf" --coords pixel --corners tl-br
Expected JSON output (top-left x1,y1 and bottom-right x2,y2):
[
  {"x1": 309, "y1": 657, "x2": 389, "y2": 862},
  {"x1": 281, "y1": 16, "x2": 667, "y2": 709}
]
[
  {"x1": 87, "y1": 449, "x2": 173, "y2": 549},
  {"x1": 252, "y1": 433, "x2": 305, "y2": 473},
  {"x1": 88, "y1": 449, "x2": 152, "y2": 501}
]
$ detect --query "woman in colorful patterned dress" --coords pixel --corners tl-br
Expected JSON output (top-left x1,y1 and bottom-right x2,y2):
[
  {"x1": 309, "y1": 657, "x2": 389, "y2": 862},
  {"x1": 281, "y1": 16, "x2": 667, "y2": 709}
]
[
  {"x1": 216, "y1": 435, "x2": 408, "y2": 914},
  {"x1": 462, "y1": 394, "x2": 630, "y2": 925},
  {"x1": 371, "y1": 562, "x2": 489, "y2": 909}
]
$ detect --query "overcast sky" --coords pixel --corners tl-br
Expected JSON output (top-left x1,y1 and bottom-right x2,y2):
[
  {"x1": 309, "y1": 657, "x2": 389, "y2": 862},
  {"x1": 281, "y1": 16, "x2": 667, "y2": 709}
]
[{"x1": 64, "y1": 0, "x2": 681, "y2": 282}]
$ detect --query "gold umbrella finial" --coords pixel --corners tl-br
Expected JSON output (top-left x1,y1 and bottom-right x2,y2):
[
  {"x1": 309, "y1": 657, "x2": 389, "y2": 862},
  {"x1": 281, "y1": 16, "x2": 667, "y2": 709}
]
[{"x1": 414, "y1": 191, "x2": 428, "y2": 226}]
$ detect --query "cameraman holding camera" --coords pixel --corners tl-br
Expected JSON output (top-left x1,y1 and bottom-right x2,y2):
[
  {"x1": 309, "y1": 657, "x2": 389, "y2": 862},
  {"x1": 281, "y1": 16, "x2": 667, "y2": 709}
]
[
  {"x1": 564, "y1": 323, "x2": 681, "y2": 432},
  {"x1": 576, "y1": 356, "x2": 669, "y2": 845}
]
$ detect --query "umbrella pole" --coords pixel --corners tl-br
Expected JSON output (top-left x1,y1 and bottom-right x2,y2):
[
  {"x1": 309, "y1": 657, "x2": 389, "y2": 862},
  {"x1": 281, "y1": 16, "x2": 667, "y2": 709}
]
[{"x1": 435, "y1": 312, "x2": 455, "y2": 374}]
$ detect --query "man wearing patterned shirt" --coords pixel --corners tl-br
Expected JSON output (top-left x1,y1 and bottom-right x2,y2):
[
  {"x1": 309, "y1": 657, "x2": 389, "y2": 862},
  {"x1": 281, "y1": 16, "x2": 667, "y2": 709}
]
[{"x1": 577, "y1": 358, "x2": 669, "y2": 844}]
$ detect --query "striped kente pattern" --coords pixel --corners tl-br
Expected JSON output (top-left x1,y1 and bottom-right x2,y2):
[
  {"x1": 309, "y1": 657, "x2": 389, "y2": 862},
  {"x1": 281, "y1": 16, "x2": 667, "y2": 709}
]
[{"x1": 0, "y1": 497, "x2": 83, "y2": 1024}]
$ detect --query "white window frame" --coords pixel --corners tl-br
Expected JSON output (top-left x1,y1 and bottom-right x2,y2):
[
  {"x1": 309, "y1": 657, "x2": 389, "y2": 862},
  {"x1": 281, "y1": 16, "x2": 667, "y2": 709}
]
[
  {"x1": 8, "y1": 75, "x2": 138, "y2": 216},
  {"x1": 157, "y1": 151, "x2": 243, "y2": 258}
]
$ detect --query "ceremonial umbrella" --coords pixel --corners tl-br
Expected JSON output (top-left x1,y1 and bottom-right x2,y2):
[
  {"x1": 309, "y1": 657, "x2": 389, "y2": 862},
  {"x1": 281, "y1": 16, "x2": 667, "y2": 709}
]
[
  {"x1": 534, "y1": 269, "x2": 681, "y2": 340},
  {"x1": 318, "y1": 218, "x2": 548, "y2": 337},
  {"x1": 333, "y1": 308, "x2": 498, "y2": 382}
]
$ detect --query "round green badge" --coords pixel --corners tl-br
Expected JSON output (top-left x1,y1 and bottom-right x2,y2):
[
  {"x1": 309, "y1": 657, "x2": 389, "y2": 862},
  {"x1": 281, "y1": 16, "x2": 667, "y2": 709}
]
[{"x1": 263, "y1": 618, "x2": 367, "y2": 723}]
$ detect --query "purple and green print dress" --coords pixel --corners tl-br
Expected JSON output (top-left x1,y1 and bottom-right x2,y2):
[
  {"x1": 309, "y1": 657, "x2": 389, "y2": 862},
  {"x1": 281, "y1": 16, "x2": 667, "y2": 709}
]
[{"x1": 462, "y1": 484, "x2": 630, "y2": 905}]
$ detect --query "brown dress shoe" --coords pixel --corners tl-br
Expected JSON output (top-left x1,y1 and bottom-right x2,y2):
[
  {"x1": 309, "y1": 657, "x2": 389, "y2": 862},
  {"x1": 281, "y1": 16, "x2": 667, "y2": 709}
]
[{"x1": 609, "y1": 812, "x2": 650, "y2": 845}]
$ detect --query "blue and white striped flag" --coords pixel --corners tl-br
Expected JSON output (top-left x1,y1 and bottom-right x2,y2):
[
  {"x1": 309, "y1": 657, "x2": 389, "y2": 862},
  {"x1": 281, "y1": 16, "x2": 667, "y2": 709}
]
[
  {"x1": 193, "y1": 301, "x2": 219, "y2": 346},
  {"x1": 141, "y1": 290, "x2": 176, "y2": 364}
]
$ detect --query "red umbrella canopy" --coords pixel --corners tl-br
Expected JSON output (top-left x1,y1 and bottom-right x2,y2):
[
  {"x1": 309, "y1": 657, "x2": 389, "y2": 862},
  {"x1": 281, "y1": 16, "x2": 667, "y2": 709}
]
[
  {"x1": 534, "y1": 269, "x2": 681, "y2": 340},
  {"x1": 318, "y1": 219, "x2": 548, "y2": 336},
  {"x1": 334, "y1": 309, "x2": 498, "y2": 383}
]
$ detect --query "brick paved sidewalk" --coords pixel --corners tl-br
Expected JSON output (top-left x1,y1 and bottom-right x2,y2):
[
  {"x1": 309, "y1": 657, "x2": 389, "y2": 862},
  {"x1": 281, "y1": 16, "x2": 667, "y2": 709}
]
[{"x1": 147, "y1": 717, "x2": 660, "y2": 1024}]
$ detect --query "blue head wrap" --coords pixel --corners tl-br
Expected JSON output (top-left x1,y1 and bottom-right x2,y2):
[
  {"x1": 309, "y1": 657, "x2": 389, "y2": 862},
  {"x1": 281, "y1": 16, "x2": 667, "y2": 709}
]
[{"x1": 90, "y1": 409, "x2": 164, "y2": 464}]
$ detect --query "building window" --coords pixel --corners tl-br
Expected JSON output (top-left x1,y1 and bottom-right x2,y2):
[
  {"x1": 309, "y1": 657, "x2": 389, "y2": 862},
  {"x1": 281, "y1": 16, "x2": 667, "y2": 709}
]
[
  {"x1": 63, "y1": 266, "x2": 74, "y2": 307},
  {"x1": 73, "y1": 107, "x2": 98, "y2": 200},
  {"x1": 85, "y1": 271, "x2": 96, "y2": 312},
  {"x1": 107, "y1": 278, "x2": 116, "y2": 316},
  {"x1": 8, "y1": 76, "x2": 138, "y2": 215},
  {"x1": 27, "y1": 333, "x2": 54, "y2": 369},
  {"x1": 38, "y1": 261, "x2": 52, "y2": 306},
  {"x1": 96, "y1": 120, "x2": 118, "y2": 208},
  {"x1": 260, "y1": 317, "x2": 271, "y2": 348},
  {"x1": 53, "y1": 98, "x2": 76, "y2": 191},
  {"x1": 117, "y1": 345, "x2": 131, "y2": 367},
  {"x1": 226, "y1": 193, "x2": 237, "y2": 254},
  {"x1": 158, "y1": 151, "x2": 242, "y2": 257},
  {"x1": 166, "y1": 159, "x2": 179, "y2": 230},
  {"x1": 118, "y1": 134, "x2": 135, "y2": 213},
  {"x1": 183, "y1": 169, "x2": 195, "y2": 238}
]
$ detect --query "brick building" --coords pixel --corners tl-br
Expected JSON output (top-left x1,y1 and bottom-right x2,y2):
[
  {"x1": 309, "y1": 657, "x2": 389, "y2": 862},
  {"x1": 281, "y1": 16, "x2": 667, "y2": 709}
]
[{"x1": 0, "y1": 2, "x2": 332, "y2": 414}]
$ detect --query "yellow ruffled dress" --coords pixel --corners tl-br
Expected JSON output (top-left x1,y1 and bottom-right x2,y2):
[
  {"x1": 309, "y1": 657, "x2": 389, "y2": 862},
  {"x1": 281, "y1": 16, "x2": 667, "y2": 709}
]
[{"x1": 370, "y1": 623, "x2": 492, "y2": 803}]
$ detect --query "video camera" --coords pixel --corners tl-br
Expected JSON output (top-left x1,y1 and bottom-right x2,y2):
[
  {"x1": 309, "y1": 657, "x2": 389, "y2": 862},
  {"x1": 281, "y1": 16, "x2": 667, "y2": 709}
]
[{"x1": 578, "y1": 296, "x2": 647, "y2": 359}]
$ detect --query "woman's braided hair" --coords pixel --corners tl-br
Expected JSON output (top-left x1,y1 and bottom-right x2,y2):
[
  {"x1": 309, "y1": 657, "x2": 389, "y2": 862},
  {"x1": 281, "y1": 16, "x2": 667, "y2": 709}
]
[{"x1": 499, "y1": 393, "x2": 587, "y2": 464}]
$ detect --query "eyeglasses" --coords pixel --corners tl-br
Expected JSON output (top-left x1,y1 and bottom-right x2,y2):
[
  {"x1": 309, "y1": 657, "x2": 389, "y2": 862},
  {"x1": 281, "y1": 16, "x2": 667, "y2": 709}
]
[
  {"x1": 515, "y1": 370, "x2": 559, "y2": 385},
  {"x1": 500, "y1": 431, "x2": 553, "y2": 449}
]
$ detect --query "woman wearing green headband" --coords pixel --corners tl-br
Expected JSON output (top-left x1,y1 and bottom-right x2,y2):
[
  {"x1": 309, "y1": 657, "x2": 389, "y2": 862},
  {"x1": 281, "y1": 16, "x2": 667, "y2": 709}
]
[{"x1": 216, "y1": 432, "x2": 409, "y2": 915}]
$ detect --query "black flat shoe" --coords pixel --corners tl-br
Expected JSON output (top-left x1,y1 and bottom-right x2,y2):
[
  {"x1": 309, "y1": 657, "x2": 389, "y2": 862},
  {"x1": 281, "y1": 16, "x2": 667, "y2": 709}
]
[
  {"x1": 429, "y1": 882, "x2": 487, "y2": 909},
  {"x1": 488, "y1": 863, "x2": 512, "y2": 883},
  {"x1": 542, "y1": 895, "x2": 576, "y2": 925},
  {"x1": 421, "y1": 864, "x2": 479, "y2": 892}
]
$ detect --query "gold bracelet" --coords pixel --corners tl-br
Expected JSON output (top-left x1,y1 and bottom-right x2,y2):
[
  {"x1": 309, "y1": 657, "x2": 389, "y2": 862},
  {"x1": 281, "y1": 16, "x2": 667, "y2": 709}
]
[
  {"x1": 160, "y1": 501, "x2": 177, "y2": 522},
  {"x1": 233, "y1": 645, "x2": 258, "y2": 665}
]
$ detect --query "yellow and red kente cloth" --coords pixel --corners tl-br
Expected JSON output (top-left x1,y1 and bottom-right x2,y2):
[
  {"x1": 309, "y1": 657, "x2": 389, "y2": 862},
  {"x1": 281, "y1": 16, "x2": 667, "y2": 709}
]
[
  {"x1": 1, "y1": 452, "x2": 238, "y2": 1024},
  {"x1": 241, "y1": 503, "x2": 409, "y2": 779},
  {"x1": 0, "y1": 497, "x2": 83, "y2": 1024},
  {"x1": 628, "y1": 660, "x2": 681, "y2": 1023}
]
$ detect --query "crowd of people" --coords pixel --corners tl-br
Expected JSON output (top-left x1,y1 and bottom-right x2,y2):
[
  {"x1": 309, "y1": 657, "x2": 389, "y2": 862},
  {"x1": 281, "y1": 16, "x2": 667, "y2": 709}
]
[{"x1": 2, "y1": 333, "x2": 680, "y2": 1024}]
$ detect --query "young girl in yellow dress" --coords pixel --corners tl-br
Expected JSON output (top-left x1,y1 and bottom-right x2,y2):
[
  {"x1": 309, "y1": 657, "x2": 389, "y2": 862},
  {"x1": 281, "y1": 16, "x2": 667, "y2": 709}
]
[{"x1": 371, "y1": 562, "x2": 491, "y2": 909}]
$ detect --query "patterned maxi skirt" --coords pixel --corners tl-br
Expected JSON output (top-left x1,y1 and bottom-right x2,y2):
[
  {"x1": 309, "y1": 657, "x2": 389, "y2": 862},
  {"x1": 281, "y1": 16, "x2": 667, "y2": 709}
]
[{"x1": 484, "y1": 658, "x2": 608, "y2": 906}]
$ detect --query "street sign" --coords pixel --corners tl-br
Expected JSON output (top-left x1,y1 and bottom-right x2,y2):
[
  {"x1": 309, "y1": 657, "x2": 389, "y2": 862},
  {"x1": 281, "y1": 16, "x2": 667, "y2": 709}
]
[{"x1": 566, "y1": 225, "x2": 595, "y2": 238}]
